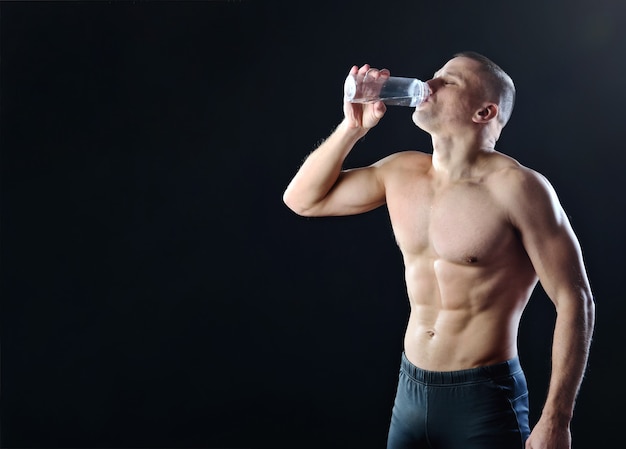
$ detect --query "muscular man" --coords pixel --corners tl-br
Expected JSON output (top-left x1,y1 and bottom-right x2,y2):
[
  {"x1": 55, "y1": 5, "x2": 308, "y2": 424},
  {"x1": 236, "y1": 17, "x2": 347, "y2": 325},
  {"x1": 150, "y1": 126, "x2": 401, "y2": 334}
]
[{"x1": 282, "y1": 52, "x2": 595, "y2": 449}]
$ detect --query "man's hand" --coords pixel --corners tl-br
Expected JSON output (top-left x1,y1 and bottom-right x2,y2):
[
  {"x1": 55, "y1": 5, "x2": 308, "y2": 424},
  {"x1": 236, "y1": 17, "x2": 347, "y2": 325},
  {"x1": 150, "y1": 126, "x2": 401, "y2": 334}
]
[
  {"x1": 525, "y1": 417, "x2": 572, "y2": 449},
  {"x1": 343, "y1": 64, "x2": 388, "y2": 130}
]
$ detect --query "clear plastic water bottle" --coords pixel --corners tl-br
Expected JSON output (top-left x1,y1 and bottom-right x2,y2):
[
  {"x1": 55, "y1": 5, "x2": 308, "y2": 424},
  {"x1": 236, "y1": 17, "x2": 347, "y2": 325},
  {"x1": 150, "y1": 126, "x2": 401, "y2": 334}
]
[{"x1": 344, "y1": 72, "x2": 430, "y2": 107}]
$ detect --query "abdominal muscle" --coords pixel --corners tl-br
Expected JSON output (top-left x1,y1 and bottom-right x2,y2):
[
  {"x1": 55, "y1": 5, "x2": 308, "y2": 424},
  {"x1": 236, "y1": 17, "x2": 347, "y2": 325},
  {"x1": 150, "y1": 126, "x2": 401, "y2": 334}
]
[{"x1": 401, "y1": 256, "x2": 533, "y2": 372}]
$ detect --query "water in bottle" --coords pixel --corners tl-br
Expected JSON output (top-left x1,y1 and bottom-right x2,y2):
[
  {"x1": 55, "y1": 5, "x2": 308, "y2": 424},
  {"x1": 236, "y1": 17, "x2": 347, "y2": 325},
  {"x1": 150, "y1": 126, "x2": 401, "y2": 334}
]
[{"x1": 344, "y1": 73, "x2": 430, "y2": 107}]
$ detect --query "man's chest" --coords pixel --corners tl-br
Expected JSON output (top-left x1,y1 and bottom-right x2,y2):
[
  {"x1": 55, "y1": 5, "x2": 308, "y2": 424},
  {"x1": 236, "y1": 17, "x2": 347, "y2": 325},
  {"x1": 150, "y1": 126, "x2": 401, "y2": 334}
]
[{"x1": 386, "y1": 180, "x2": 515, "y2": 264}]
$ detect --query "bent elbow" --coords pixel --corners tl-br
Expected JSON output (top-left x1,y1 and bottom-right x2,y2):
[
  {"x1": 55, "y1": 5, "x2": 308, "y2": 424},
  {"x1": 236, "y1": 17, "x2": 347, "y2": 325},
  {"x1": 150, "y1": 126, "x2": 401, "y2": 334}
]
[{"x1": 282, "y1": 190, "x2": 313, "y2": 217}]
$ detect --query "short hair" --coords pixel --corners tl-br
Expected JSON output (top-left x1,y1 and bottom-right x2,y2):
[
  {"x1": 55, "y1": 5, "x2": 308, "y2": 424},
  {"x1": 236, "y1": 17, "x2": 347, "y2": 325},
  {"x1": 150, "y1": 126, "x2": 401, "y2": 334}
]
[{"x1": 453, "y1": 51, "x2": 516, "y2": 127}]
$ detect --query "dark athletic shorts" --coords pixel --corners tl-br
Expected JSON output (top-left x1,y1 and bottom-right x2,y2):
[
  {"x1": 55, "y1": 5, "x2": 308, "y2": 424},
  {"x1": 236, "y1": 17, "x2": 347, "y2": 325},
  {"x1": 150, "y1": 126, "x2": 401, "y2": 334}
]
[{"x1": 386, "y1": 352, "x2": 530, "y2": 449}]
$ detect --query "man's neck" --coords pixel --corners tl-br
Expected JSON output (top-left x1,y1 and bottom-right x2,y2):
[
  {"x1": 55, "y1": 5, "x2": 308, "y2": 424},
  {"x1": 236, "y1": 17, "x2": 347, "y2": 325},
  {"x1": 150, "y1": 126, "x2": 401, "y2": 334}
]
[{"x1": 430, "y1": 134, "x2": 496, "y2": 182}]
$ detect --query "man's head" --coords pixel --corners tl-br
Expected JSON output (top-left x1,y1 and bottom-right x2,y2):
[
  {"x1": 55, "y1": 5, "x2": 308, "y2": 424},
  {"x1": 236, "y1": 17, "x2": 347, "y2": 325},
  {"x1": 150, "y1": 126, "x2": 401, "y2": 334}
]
[
  {"x1": 453, "y1": 51, "x2": 516, "y2": 128},
  {"x1": 413, "y1": 52, "x2": 515, "y2": 142}
]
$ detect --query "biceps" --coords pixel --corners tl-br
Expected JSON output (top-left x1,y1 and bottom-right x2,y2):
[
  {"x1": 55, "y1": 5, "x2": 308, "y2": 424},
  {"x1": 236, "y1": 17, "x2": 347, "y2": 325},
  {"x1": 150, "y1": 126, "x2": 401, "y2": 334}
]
[
  {"x1": 320, "y1": 168, "x2": 386, "y2": 216},
  {"x1": 523, "y1": 221, "x2": 589, "y2": 302}
]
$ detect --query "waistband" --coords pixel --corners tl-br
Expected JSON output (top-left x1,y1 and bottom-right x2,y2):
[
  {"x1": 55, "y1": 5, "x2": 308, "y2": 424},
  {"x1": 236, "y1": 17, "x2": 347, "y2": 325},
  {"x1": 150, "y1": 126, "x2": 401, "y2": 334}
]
[{"x1": 400, "y1": 352, "x2": 523, "y2": 385}]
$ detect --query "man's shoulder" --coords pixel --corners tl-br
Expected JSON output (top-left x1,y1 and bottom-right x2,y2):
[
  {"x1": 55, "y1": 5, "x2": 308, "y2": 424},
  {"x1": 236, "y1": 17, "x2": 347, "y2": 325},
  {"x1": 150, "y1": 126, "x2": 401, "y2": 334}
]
[
  {"x1": 376, "y1": 150, "x2": 432, "y2": 169},
  {"x1": 488, "y1": 152, "x2": 547, "y2": 188},
  {"x1": 488, "y1": 155, "x2": 557, "y2": 211}
]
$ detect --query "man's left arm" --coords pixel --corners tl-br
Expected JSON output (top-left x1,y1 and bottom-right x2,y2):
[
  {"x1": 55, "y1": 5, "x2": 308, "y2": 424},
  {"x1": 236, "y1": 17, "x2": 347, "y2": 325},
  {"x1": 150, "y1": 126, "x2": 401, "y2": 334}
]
[{"x1": 505, "y1": 168, "x2": 595, "y2": 449}]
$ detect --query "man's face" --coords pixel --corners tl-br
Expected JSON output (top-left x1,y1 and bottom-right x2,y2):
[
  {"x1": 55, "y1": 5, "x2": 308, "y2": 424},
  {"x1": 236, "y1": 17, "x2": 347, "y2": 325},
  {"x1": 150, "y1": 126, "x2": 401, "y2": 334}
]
[{"x1": 412, "y1": 57, "x2": 486, "y2": 133}]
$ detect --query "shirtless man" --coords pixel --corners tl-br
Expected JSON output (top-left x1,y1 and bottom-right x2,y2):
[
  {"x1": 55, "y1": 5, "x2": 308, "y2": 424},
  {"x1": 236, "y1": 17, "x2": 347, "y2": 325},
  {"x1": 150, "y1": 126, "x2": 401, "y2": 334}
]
[{"x1": 282, "y1": 52, "x2": 595, "y2": 449}]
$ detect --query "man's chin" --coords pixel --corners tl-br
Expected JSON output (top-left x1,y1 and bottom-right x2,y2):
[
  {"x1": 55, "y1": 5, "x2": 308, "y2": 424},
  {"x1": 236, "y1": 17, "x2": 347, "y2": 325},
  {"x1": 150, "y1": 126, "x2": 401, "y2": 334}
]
[{"x1": 411, "y1": 112, "x2": 430, "y2": 131}]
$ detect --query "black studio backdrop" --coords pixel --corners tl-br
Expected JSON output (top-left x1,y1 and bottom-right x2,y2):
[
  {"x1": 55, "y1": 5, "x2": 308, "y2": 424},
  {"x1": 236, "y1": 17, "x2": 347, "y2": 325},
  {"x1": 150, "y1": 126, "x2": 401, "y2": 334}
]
[{"x1": 2, "y1": 1, "x2": 625, "y2": 448}]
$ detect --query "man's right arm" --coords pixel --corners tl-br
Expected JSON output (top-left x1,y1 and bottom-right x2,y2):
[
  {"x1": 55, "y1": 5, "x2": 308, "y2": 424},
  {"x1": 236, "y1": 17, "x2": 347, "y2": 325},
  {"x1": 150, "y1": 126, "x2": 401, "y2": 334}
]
[
  {"x1": 282, "y1": 120, "x2": 378, "y2": 216},
  {"x1": 283, "y1": 65, "x2": 389, "y2": 217}
]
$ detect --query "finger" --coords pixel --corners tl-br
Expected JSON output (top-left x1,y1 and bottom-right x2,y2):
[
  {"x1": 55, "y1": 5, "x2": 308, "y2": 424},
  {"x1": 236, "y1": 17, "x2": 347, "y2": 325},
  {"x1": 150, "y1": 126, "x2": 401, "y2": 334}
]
[
  {"x1": 373, "y1": 100, "x2": 387, "y2": 119},
  {"x1": 365, "y1": 67, "x2": 379, "y2": 80},
  {"x1": 379, "y1": 68, "x2": 391, "y2": 78}
]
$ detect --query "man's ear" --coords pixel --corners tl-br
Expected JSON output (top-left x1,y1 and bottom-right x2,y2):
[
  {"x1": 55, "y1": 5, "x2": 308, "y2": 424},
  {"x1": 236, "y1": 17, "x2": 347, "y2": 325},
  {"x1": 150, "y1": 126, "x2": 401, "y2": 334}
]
[{"x1": 473, "y1": 103, "x2": 498, "y2": 123}]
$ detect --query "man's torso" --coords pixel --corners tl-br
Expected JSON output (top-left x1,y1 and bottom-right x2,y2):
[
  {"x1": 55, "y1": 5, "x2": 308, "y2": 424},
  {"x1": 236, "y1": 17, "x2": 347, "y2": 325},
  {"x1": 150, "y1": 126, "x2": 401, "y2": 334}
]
[{"x1": 383, "y1": 151, "x2": 538, "y2": 371}]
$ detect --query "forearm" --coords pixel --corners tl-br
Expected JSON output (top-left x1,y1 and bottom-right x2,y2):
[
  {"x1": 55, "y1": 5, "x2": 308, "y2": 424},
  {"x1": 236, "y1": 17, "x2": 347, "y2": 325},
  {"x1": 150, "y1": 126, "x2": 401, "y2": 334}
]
[
  {"x1": 541, "y1": 292, "x2": 595, "y2": 423},
  {"x1": 283, "y1": 119, "x2": 367, "y2": 215}
]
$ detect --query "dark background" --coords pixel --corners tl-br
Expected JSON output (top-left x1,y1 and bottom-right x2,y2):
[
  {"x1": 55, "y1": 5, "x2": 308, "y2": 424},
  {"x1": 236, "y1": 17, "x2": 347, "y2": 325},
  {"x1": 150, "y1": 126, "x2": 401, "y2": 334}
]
[{"x1": 2, "y1": 1, "x2": 624, "y2": 448}]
